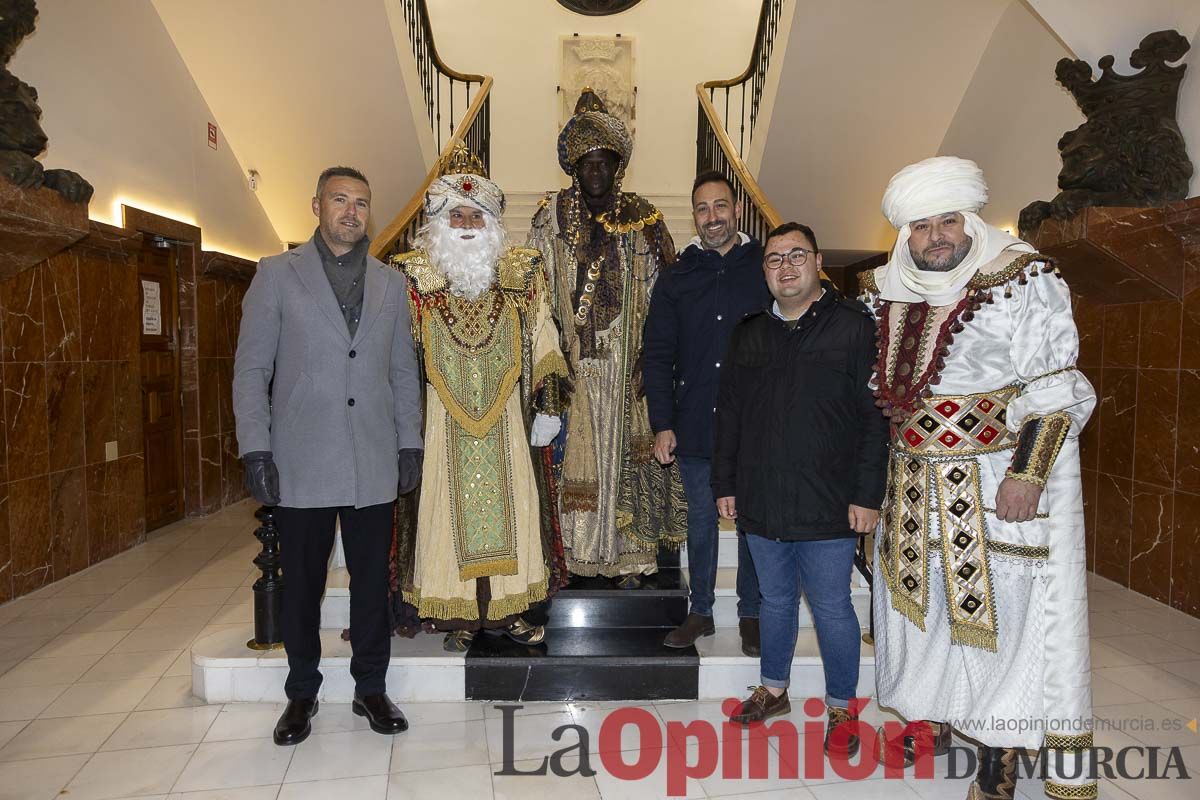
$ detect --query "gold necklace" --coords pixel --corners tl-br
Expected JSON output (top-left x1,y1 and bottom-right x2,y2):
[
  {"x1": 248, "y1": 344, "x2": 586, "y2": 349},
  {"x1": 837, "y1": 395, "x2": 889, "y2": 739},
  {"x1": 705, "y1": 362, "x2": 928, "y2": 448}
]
[{"x1": 574, "y1": 253, "x2": 604, "y2": 326}]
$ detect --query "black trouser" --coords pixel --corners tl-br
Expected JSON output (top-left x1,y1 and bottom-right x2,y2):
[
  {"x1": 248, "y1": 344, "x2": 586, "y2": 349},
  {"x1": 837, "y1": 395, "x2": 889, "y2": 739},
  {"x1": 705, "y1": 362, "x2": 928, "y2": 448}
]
[{"x1": 275, "y1": 502, "x2": 392, "y2": 700}]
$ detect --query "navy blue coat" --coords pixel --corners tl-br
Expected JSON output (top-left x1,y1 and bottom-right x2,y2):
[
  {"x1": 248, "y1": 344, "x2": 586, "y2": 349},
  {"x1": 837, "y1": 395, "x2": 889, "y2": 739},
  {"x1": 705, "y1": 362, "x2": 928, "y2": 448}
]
[{"x1": 642, "y1": 234, "x2": 770, "y2": 459}]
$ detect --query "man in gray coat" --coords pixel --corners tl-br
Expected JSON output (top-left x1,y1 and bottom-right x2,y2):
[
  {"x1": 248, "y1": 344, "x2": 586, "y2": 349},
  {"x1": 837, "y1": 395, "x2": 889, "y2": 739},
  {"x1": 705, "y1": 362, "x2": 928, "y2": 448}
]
[{"x1": 234, "y1": 166, "x2": 423, "y2": 746}]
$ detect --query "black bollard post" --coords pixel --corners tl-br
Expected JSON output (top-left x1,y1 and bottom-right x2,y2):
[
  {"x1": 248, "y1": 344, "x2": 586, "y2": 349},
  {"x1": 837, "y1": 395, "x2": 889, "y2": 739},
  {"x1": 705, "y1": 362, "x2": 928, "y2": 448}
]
[{"x1": 247, "y1": 505, "x2": 285, "y2": 650}]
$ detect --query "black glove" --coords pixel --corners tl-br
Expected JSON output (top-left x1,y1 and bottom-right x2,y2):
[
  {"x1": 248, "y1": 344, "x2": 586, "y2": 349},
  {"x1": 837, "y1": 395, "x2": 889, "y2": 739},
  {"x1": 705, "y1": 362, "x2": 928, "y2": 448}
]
[
  {"x1": 398, "y1": 448, "x2": 424, "y2": 496},
  {"x1": 242, "y1": 451, "x2": 281, "y2": 506}
]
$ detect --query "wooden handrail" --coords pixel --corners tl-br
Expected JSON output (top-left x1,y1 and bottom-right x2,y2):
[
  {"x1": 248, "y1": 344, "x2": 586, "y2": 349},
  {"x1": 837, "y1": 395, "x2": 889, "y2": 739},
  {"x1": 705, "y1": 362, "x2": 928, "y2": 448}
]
[
  {"x1": 370, "y1": 76, "x2": 493, "y2": 260},
  {"x1": 412, "y1": 0, "x2": 487, "y2": 84},
  {"x1": 695, "y1": 82, "x2": 782, "y2": 231},
  {"x1": 702, "y1": 0, "x2": 776, "y2": 90}
]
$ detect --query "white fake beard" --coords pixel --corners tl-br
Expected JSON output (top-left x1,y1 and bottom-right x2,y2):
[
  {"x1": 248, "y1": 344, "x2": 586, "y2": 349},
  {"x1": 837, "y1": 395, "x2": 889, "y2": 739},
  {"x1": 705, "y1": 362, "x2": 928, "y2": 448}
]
[{"x1": 416, "y1": 215, "x2": 506, "y2": 301}]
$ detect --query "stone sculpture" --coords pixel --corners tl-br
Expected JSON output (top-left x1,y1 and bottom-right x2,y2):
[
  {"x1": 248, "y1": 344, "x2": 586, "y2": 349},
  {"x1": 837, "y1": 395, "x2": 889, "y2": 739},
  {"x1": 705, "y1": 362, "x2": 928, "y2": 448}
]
[
  {"x1": 1019, "y1": 30, "x2": 1193, "y2": 238},
  {"x1": 0, "y1": 0, "x2": 93, "y2": 203}
]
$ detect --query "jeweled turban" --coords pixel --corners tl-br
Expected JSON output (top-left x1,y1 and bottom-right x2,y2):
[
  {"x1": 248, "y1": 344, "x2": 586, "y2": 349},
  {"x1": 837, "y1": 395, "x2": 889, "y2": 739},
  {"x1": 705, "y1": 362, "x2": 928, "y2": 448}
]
[
  {"x1": 881, "y1": 156, "x2": 989, "y2": 228},
  {"x1": 424, "y1": 172, "x2": 505, "y2": 219},
  {"x1": 557, "y1": 89, "x2": 633, "y2": 178}
]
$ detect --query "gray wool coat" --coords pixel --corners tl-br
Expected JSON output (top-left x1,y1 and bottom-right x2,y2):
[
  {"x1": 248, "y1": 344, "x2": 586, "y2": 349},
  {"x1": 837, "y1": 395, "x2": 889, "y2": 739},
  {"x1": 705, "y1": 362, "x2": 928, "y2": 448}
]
[{"x1": 233, "y1": 237, "x2": 423, "y2": 509}]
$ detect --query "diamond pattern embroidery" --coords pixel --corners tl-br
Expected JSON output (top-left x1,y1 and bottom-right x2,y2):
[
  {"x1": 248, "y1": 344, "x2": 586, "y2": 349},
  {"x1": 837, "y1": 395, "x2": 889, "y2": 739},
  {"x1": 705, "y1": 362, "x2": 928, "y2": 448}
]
[
  {"x1": 895, "y1": 388, "x2": 1018, "y2": 454},
  {"x1": 936, "y1": 460, "x2": 998, "y2": 651}
]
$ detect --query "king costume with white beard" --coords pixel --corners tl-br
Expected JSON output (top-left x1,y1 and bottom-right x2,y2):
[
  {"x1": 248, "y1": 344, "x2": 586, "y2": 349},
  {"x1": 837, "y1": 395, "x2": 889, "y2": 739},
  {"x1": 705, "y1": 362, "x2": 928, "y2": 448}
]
[
  {"x1": 387, "y1": 168, "x2": 570, "y2": 652},
  {"x1": 862, "y1": 158, "x2": 1097, "y2": 800}
]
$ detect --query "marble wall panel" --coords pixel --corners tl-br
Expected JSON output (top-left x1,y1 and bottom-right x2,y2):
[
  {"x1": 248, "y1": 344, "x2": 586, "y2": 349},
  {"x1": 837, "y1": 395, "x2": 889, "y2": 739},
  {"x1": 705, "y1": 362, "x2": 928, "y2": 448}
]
[
  {"x1": 85, "y1": 460, "x2": 121, "y2": 564},
  {"x1": 46, "y1": 362, "x2": 84, "y2": 472},
  {"x1": 1129, "y1": 482, "x2": 1174, "y2": 604},
  {"x1": 1137, "y1": 300, "x2": 1181, "y2": 369},
  {"x1": 1175, "y1": 369, "x2": 1200, "y2": 494},
  {"x1": 217, "y1": 359, "x2": 234, "y2": 435},
  {"x1": 3, "y1": 362, "x2": 48, "y2": 480},
  {"x1": 1096, "y1": 368, "x2": 1136, "y2": 479},
  {"x1": 183, "y1": 436, "x2": 202, "y2": 514},
  {"x1": 1183, "y1": 288, "x2": 1200, "y2": 371},
  {"x1": 77, "y1": 248, "x2": 114, "y2": 361},
  {"x1": 0, "y1": 264, "x2": 45, "y2": 363},
  {"x1": 8, "y1": 475, "x2": 51, "y2": 596},
  {"x1": 1094, "y1": 473, "x2": 1133, "y2": 586},
  {"x1": 114, "y1": 359, "x2": 141, "y2": 457},
  {"x1": 197, "y1": 280, "x2": 217, "y2": 359},
  {"x1": 119, "y1": 454, "x2": 146, "y2": 551},
  {"x1": 49, "y1": 467, "x2": 87, "y2": 579},
  {"x1": 1073, "y1": 296, "x2": 1103, "y2": 369},
  {"x1": 1132, "y1": 369, "x2": 1178, "y2": 488},
  {"x1": 221, "y1": 433, "x2": 245, "y2": 507},
  {"x1": 197, "y1": 358, "x2": 221, "y2": 439},
  {"x1": 43, "y1": 252, "x2": 81, "y2": 363},
  {"x1": 1170, "y1": 491, "x2": 1200, "y2": 616},
  {"x1": 1101, "y1": 305, "x2": 1139, "y2": 369},
  {"x1": 199, "y1": 434, "x2": 222, "y2": 515},
  {"x1": 0, "y1": 485, "x2": 9, "y2": 603},
  {"x1": 81, "y1": 361, "x2": 116, "y2": 465}
]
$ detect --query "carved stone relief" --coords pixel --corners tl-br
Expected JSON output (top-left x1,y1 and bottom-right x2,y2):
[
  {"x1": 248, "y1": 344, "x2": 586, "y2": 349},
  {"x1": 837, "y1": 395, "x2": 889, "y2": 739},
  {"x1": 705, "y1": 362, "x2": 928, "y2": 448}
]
[{"x1": 560, "y1": 35, "x2": 635, "y2": 136}]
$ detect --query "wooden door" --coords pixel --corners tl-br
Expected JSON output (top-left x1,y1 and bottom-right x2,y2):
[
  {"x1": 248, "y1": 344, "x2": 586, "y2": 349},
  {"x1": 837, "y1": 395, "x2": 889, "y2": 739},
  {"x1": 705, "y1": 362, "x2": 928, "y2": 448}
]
[{"x1": 139, "y1": 239, "x2": 184, "y2": 530}]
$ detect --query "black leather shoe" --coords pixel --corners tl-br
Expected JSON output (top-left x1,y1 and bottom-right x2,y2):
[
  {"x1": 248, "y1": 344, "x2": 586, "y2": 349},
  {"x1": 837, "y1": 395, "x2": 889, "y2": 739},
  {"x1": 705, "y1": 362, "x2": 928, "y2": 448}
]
[
  {"x1": 273, "y1": 698, "x2": 318, "y2": 746},
  {"x1": 352, "y1": 693, "x2": 409, "y2": 734},
  {"x1": 739, "y1": 617, "x2": 761, "y2": 657}
]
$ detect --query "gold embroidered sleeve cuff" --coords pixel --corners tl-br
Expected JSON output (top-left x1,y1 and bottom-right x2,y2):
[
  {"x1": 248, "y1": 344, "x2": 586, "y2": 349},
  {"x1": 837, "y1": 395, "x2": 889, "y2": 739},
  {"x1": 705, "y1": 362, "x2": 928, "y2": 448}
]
[
  {"x1": 1006, "y1": 412, "x2": 1071, "y2": 487},
  {"x1": 537, "y1": 373, "x2": 568, "y2": 416}
]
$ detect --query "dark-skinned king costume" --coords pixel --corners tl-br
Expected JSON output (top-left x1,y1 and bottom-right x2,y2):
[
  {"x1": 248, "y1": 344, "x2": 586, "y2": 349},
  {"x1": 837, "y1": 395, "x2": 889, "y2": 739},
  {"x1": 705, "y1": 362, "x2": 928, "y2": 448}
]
[
  {"x1": 525, "y1": 90, "x2": 687, "y2": 578},
  {"x1": 862, "y1": 157, "x2": 1097, "y2": 800},
  {"x1": 388, "y1": 159, "x2": 570, "y2": 651}
]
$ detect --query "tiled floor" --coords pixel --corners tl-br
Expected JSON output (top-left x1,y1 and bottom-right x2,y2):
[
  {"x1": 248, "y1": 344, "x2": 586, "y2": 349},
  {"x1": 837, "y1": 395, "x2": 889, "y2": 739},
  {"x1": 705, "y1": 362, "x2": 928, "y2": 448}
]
[{"x1": 0, "y1": 500, "x2": 1196, "y2": 799}]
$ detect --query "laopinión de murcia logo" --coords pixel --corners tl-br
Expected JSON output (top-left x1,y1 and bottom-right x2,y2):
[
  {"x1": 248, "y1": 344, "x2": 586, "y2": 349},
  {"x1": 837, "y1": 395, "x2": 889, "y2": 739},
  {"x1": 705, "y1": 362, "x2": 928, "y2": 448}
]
[{"x1": 492, "y1": 698, "x2": 1195, "y2": 796}]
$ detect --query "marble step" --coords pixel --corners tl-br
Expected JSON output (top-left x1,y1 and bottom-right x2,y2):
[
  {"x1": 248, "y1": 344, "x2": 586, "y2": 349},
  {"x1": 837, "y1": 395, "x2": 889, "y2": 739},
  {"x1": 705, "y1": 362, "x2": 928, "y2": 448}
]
[
  {"x1": 545, "y1": 567, "x2": 688, "y2": 629},
  {"x1": 190, "y1": 623, "x2": 875, "y2": 703},
  {"x1": 464, "y1": 627, "x2": 698, "y2": 701},
  {"x1": 319, "y1": 565, "x2": 873, "y2": 631}
]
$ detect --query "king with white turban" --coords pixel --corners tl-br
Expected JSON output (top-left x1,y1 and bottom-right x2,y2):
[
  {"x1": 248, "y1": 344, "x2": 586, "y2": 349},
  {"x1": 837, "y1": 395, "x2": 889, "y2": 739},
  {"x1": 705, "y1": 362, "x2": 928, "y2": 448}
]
[
  {"x1": 387, "y1": 157, "x2": 571, "y2": 652},
  {"x1": 861, "y1": 157, "x2": 1098, "y2": 799}
]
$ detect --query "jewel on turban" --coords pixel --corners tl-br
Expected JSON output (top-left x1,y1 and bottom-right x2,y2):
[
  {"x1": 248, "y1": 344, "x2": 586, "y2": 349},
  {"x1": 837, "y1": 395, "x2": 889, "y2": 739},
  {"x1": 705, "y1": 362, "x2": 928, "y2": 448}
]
[
  {"x1": 425, "y1": 172, "x2": 505, "y2": 220},
  {"x1": 877, "y1": 156, "x2": 1032, "y2": 305},
  {"x1": 557, "y1": 89, "x2": 633, "y2": 180}
]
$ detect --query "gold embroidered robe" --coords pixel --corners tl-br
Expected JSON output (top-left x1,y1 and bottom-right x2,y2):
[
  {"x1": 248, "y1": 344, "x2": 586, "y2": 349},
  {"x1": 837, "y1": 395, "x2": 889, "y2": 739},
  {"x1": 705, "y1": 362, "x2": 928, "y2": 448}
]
[
  {"x1": 526, "y1": 190, "x2": 688, "y2": 577},
  {"x1": 392, "y1": 247, "x2": 568, "y2": 625},
  {"x1": 863, "y1": 250, "x2": 1098, "y2": 797}
]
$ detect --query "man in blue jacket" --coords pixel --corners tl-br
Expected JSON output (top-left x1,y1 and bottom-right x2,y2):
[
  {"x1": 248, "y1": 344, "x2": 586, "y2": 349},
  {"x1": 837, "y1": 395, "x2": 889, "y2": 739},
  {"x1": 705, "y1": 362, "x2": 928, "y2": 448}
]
[{"x1": 643, "y1": 171, "x2": 770, "y2": 655}]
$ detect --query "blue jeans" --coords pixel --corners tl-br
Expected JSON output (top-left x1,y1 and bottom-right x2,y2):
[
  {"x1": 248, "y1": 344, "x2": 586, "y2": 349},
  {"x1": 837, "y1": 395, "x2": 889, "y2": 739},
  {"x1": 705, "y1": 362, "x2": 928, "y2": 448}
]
[
  {"x1": 677, "y1": 456, "x2": 760, "y2": 619},
  {"x1": 745, "y1": 534, "x2": 859, "y2": 707}
]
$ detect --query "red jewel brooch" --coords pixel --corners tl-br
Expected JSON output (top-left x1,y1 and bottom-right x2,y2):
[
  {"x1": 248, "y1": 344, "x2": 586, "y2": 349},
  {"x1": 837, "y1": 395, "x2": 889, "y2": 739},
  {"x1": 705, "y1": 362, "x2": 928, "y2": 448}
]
[{"x1": 462, "y1": 180, "x2": 474, "y2": 192}]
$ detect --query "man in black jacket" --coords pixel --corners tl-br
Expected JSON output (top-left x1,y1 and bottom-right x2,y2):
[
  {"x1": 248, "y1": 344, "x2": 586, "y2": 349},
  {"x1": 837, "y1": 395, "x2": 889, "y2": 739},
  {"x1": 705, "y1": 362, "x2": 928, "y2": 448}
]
[
  {"x1": 643, "y1": 172, "x2": 770, "y2": 655},
  {"x1": 714, "y1": 223, "x2": 888, "y2": 752}
]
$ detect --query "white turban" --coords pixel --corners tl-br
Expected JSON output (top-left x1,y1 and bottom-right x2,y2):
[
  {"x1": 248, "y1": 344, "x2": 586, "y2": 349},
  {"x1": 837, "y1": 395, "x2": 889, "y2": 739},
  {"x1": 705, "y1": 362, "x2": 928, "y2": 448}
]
[
  {"x1": 425, "y1": 172, "x2": 505, "y2": 220},
  {"x1": 877, "y1": 156, "x2": 1032, "y2": 305},
  {"x1": 881, "y1": 156, "x2": 988, "y2": 228}
]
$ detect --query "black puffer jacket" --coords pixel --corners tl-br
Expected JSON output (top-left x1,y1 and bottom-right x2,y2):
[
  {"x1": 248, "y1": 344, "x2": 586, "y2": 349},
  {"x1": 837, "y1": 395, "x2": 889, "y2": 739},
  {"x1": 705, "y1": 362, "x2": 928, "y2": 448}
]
[{"x1": 711, "y1": 283, "x2": 889, "y2": 540}]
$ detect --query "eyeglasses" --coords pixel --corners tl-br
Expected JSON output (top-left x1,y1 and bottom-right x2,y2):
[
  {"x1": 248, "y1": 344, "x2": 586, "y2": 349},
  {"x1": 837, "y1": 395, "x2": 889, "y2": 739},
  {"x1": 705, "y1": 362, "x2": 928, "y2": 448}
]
[{"x1": 764, "y1": 247, "x2": 815, "y2": 269}]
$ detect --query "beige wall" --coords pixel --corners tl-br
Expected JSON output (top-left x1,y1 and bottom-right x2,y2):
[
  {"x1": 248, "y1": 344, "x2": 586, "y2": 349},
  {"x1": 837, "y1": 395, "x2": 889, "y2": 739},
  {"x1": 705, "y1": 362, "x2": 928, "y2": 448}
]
[
  {"x1": 756, "y1": 0, "x2": 1010, "y2": 251},
  {"x1": 937, "y1": 1, "x2": 1083, "y2": 231},
  {"x1": 1183, "y1": 28, "x2": 1200, "y2": 197},
  {"x1": 10, "y1": 0, "x2": 281, "y2": 260},
  {"x1": 425, "y1": 0, "x2": 762, "y2": 196},
  {"x1": 151, "y1": 0, "x2": 429, "y2": 248}
]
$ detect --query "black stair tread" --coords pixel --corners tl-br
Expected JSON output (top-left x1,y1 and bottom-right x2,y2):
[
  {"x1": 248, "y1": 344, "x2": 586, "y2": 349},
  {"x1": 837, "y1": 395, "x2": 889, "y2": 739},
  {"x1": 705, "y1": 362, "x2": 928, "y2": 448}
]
[
  {"x1": 544, "y1": 595, "x2": 686, "y2": 629},
  {"x1": 557, "y1": 568, "x2": 687, "y2": 597},
  {"x1": 466, "y1": 626, "x2": 698, "y2": 665}
]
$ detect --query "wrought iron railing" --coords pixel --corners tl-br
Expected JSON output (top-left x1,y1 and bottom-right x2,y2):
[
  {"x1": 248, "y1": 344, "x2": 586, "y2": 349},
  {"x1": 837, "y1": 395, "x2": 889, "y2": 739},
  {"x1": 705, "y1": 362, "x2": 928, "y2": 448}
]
[
  {"x1": 371, "y1": 0, "x2": 492, "y2": 260},
  {"x1": 399, "y1": 0, "x2": 489, "y2": 156},
  {"x1": 702, "y1": 0, "x2": 784, "y2": 160}
]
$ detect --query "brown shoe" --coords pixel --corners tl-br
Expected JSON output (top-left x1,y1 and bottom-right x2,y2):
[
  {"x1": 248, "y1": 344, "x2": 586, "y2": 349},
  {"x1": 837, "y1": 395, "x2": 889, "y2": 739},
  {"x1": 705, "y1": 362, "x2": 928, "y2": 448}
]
[
  {"x1": 824, "y1": 705, "x2": 861, "y2": 758},
  {"x1": 663, "y1": 613, "x2": 715, "y2": 648},
  {"x1": 729, "y1": 685, "x2": 790, "y2": 724},
  {"x1": 739, "y1": 618, "x2": 760, "y2": 656}
]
